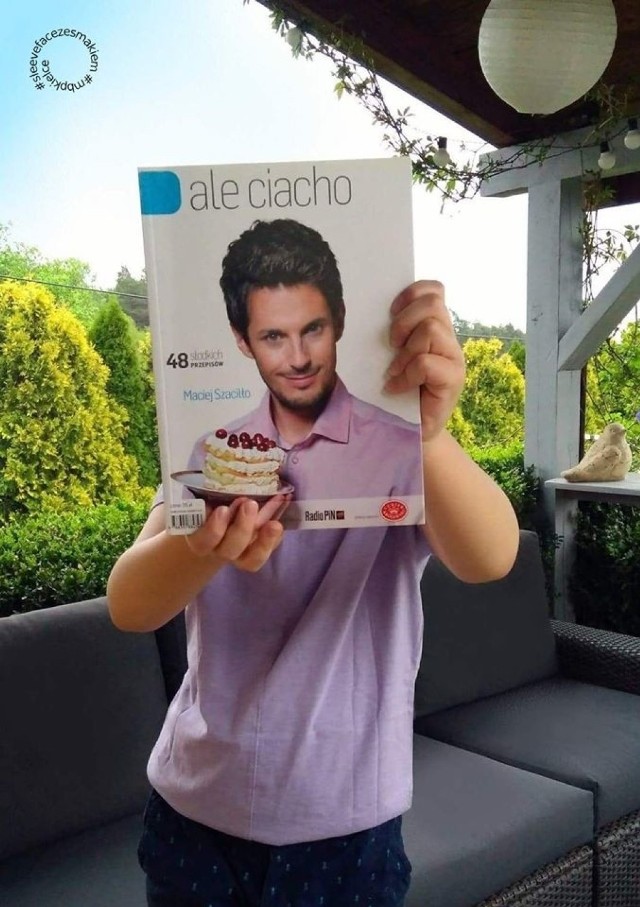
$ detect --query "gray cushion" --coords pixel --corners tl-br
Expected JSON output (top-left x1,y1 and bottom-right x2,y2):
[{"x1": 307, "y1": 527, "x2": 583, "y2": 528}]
[
  {"x1": 415, "y1": 530, "x2": 558, "y2": 717},
  {"x1": 0, "y1": 598, "x2": 168, "y2": 858},
  {"x1": 404, "y1": 735, "x2": 593, "y2": 907},
  {"x1": 415, "y1": 676, "x2": 640, "y2": 829},
  {"x1": 0, "y1": 813, "x2": 145, "y2": 907}
]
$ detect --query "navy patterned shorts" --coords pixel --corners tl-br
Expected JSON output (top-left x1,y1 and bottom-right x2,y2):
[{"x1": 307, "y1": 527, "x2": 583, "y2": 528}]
[{"x1": 139, "y1": 788, "x2": 412, "y2": 907}]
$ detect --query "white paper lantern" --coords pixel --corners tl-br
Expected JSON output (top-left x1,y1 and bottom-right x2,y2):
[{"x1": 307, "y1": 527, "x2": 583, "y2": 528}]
[{"x1": 478, "y1": 0, "x2": 618, "y2": 115}]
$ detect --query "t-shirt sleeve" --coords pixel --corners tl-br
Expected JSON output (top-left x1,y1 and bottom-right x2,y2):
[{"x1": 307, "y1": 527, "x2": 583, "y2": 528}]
[{"x1": 150, "y1": 484, "x2": 164, "y2": 510}]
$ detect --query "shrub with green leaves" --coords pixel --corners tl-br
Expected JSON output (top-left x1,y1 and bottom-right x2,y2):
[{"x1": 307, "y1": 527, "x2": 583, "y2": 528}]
[
  {"x1": 570, "y1": 502, "x2": 640, "y2": 636},
  {"x1": 457, "y1": 338, "x2": 525, "y2": 448},
  {"x1": 0, "y1": 498, "x2": 151, "y2": 616},
  {"x1": 0, "y1": 444, "x2": 545, "y2": 616},
  {"x1": 0, "y1": 281, "x2": 140, "y2": 520}
]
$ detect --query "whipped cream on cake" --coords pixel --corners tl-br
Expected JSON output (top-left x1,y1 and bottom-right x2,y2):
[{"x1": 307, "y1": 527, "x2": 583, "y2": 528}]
[{"x1": 203, "y1": 429, "x2": 285, "y2": 495}]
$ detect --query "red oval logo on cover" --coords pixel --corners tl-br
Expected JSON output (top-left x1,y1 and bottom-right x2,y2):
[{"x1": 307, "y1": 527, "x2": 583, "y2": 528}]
[{"x1": 380, "y1": 500, "x2": 408, "y2": 522}]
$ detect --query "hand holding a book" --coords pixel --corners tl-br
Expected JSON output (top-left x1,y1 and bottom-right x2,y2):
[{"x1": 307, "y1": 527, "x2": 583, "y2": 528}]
[
  {"x1": 387, "y1": 281, "x2": 519, "y2": 583},
  {"x1": 107, "y1": 493, "x2": 291, "y2": 632},
  {"x1": 184, "y1": 494, "x2": 290, "y2": 571},
  {"x1": 385, "y1": 280, "x2": 465, "y2": 443}
]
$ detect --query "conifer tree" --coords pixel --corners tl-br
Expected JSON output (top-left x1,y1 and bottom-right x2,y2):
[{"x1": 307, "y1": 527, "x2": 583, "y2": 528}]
[
  {"x1": 0, "y1": 281, "x2": 140, "y2": 520},
  {"x1": 89, "y1": 297, "x2": 159, "y2": 487}
]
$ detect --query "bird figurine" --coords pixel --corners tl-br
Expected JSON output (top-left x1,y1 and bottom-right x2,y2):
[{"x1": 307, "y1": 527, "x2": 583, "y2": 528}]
[{"x1": 561, "y1": 423, "x2": 632, "y2": 482}]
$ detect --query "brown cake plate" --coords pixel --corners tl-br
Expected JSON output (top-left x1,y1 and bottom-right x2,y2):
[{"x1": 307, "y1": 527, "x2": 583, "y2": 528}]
[{"x1": 171, "y1": 471, "x2": 294, "y2": 505}]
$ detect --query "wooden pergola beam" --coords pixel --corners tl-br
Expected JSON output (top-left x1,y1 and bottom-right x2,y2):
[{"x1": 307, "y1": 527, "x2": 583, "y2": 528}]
[
  {"x1": 480, "y1": 120, "x2": 640, "y2": 199},
  {"x1": 558, "y1": 242, "x2": 640, "y2": 371}
]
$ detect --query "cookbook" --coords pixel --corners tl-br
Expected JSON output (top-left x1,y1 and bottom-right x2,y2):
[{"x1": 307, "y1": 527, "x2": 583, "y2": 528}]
[{"x1": 138, "y1": 157, "x2": 424, "y2": 532}]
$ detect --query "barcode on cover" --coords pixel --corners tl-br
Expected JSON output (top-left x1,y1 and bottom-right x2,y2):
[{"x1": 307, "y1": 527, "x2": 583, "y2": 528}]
[{"x1": 170, "y1": 512, "x2": 204, "y2": 531}]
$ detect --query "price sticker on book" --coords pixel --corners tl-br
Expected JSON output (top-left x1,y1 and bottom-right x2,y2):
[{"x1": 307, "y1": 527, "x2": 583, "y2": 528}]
[{"x1": 169, "y1": 499, "x2": 206, "y2": 534}]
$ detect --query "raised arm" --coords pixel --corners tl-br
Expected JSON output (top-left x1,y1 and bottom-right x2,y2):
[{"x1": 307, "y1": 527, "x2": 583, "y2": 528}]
[
  {"x1": 420, "y1": 429, "x2": 520, "y2": 582},
  {"x1": 107, "y1": 495, "x2": 287, "y2": 633},
  {"x1": 386, "y1": 280, "x2": 519, "y2": 583}
]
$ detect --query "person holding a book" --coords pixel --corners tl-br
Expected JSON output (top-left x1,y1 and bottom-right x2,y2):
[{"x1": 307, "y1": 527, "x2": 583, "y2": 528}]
[{"x1": 107, "y1": 219, "x2": 520, "y2": 907}]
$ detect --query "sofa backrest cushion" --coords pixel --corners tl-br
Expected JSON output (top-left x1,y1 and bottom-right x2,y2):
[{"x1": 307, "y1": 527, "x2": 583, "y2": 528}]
[
  {"x1": 0, "y1": 598, "x2": 168, "y2": 859},
  {"x1": 415, "y1": 530, "x2": 559, "y2": 717}
]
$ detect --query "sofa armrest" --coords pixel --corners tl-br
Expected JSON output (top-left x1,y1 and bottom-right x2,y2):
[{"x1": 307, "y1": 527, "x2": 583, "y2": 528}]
[{"x1": 551, "y1": 619, "x2": 640, "y2": 696}]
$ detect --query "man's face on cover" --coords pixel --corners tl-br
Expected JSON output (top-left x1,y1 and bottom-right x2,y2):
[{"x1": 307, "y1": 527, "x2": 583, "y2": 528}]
[{"x1": 233, "y1": 284, "x2": 341, "y2": 417}]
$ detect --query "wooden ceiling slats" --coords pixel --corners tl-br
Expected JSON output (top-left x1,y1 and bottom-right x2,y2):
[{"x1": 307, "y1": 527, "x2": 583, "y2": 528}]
[{"x1": 266, "y1": 0, "x2": 640, "y2": 146}]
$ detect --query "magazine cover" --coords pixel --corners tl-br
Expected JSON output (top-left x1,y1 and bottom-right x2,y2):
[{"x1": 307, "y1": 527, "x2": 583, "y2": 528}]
[{"x1": 138, "y1": 157, "x2": 424, "y2": 533}]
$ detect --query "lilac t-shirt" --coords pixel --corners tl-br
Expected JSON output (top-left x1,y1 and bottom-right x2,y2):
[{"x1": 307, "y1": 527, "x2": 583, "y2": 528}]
[{"x1": 148, "y1": 382, "x2": 431, "y2": 844}]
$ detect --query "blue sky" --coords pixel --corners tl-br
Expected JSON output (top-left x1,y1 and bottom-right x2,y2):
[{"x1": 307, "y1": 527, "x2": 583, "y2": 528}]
[{"x1": 2, "y1": 0, "x2": 637, "y2": 330}]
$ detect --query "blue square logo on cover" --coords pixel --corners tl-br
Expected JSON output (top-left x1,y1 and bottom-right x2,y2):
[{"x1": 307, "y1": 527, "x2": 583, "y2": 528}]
[{"x1": 139, "y1": 170, "x2": 182, "y2": 215}]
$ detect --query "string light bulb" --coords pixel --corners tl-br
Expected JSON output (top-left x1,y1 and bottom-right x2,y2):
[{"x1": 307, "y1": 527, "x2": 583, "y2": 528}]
[
  {"x1": 432, "y1": 137, "x2": 452, "y2": 167},
  {"x1": 624, "y1": 118, "x2": 640, "y2": 151},
  {"x1": 598, "y1": 141, "x2": 616, "y2": 170}
]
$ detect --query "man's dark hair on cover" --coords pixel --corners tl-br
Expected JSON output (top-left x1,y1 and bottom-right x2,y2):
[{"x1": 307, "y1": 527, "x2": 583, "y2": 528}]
[{"x1": 220, "y1": 219, "x2": 345, "y2": 341}]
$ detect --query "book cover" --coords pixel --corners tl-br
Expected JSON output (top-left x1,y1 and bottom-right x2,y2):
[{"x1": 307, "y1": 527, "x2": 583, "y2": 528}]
[{"x1": 138, "y1": 157, "x2": 424, "y2": 532}]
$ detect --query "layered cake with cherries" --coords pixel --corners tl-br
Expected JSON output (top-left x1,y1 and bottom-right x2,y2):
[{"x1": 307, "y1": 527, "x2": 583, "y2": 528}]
[{"x1": 203, "y1": 429, "x2": 285, "y2": 495}]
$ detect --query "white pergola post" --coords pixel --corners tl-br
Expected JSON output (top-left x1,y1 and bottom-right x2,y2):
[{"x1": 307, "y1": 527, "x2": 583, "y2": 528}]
[
  {"x1": 526, "y1": 179, "x2": 583, "y2": 618},
  {"x1": 481, "y1": 122, "x2": 640, "y2": 618},
  {"x1": 525, "y1": 177, "x2": 583, "y2": 484}
]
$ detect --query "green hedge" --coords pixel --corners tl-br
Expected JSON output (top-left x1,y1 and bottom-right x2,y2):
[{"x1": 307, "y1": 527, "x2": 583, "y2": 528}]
[
  {"x1": 472, "y1": 445, "x2": 640, "y2": 635},
  {"x1": 0, "y1": 496, "x2": 151, "y2": 617},
  {"x1": 4, "y1": 445, "x2": 636, "y2": 634},
  {"x1": 471, "y1": 453, "x2": 640, "y2": 634},
  {"x1": 0, "y1": 447, "x2": 546, "y2": 617},
  {"x1": 570, "y1": 502, "x2": 640, "y2": 636}
]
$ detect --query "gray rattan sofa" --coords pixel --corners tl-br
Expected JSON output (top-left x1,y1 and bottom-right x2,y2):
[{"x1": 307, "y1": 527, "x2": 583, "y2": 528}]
[
  {"x1": 1, "y1": 530, "x2": 639, "y2": 906},
  {"x1": 410, "y1": 529, "x2": 640, "y2": 907}
]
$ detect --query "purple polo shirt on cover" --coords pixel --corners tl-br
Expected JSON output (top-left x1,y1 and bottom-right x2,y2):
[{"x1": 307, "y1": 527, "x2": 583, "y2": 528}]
[
  {"x1": 191, "y1": 377, "x2": 424, "y2": 527},
  {"x1": 147, "y1": 378, "x2": 431, "y2": 844}
]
